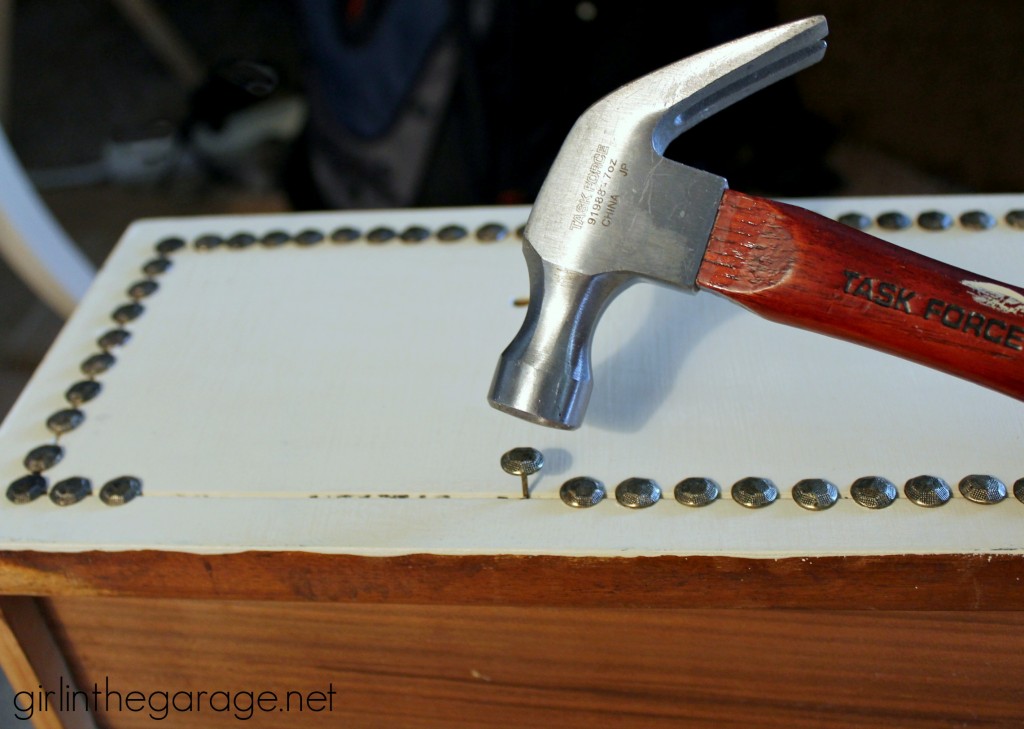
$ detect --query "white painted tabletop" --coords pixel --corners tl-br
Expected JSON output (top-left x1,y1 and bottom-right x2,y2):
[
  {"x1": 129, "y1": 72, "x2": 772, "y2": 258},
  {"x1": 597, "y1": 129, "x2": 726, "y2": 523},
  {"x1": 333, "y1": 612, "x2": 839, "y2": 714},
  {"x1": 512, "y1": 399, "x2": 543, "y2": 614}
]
[{"x1": 1, "y1": 196, "x2": 1022, "y2": 556}]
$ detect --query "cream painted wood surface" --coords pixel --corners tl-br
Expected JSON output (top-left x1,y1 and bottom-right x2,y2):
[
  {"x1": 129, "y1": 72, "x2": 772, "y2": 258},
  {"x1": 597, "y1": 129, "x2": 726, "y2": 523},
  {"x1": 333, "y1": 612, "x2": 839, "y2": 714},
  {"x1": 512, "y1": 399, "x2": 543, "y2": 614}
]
[{"x1": 1, "y1": 197, "x2": 1023, "y2": 556}]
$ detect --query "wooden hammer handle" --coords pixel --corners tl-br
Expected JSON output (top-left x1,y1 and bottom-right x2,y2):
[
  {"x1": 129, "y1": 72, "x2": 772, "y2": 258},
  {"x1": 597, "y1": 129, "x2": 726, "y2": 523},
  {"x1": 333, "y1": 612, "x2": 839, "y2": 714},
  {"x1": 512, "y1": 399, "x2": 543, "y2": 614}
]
[{"x1": 697, "y1": 190, "x2": 1024, "y2": 401}]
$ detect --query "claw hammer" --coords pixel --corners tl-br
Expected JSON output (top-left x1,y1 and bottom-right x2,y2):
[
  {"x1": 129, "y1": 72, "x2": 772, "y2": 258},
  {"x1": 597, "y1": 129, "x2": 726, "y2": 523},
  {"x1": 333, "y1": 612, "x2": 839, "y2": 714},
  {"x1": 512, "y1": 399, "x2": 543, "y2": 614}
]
[{"x1": 488, "y1": 16, "x2": 1024, "y2": 430}]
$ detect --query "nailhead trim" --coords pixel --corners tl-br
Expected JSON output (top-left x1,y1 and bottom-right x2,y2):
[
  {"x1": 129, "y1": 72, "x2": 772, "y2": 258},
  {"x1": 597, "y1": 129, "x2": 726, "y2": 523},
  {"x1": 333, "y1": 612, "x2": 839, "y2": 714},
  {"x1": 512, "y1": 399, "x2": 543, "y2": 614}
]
[
  {"x1": 551, "y1": 473, "x2": 1024, "y2": 509},
  {"x1": 838, "y1": 208, "x2": 1023, "y2": 232},
  {"x1": 8, "y1": 212, "x2": 1021, "y2": 510}
]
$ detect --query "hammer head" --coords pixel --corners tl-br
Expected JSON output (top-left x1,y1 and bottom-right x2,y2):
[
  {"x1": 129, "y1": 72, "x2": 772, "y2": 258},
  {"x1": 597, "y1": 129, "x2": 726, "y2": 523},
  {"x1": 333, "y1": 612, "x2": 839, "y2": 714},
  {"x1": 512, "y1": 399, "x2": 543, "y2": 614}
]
[{"x1": 488, "y1": 16, "x2": 828, "y2": 429}]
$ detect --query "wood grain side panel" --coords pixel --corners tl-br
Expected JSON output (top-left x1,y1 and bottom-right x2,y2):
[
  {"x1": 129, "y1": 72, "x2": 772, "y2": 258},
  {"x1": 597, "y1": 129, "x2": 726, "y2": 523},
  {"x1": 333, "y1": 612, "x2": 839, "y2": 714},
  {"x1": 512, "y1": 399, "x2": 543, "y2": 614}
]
[
  {"x1": 39, "y1": 597, "x2": 1024, "y2": 729},
  {"x1": 0, "y1": 551, "x2": 1022, "y2": 609},
  {"x1": 0, "y1": 599, "x2": 67, "y2": 729}
]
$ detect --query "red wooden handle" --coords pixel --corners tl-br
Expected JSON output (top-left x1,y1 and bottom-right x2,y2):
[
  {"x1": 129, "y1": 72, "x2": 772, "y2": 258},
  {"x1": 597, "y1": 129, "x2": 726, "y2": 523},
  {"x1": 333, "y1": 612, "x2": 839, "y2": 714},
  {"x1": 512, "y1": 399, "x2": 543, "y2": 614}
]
[{"x1": 697, "y1": 190, "x2": 1024, "y2": 401}]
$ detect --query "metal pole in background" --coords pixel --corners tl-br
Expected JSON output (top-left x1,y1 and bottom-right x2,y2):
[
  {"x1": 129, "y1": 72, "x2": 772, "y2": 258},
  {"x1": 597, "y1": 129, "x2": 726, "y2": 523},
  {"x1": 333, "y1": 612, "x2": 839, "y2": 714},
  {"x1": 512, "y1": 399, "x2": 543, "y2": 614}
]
[
  {"x1": 0, "y1": 0, "x2": 12, "y2": 126},
  {"x1": 107, "y1": 0, "x2": 204, "y2": 90}
]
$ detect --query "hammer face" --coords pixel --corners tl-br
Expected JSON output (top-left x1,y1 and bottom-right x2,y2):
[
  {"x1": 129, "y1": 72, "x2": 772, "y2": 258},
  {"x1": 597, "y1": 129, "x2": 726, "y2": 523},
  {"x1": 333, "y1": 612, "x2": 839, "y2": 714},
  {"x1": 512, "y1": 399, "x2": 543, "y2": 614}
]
[{"x1": 489, "y1": 244, "x2": 634, "y2": 429}]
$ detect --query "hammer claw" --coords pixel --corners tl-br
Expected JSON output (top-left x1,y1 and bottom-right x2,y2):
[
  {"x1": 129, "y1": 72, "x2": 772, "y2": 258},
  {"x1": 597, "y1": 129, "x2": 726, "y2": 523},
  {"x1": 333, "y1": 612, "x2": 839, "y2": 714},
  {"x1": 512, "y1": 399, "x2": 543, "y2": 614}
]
[{"x1": 642, "y1": 15, "x2": 828, "y2": 151}]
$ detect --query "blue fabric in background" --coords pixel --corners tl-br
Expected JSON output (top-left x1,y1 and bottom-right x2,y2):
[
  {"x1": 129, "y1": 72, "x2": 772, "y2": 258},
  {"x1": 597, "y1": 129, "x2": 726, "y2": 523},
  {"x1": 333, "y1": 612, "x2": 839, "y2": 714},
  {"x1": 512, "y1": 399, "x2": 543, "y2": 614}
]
[{"x1": 296, "y1": 0, "x2": 451, "y2": 138}]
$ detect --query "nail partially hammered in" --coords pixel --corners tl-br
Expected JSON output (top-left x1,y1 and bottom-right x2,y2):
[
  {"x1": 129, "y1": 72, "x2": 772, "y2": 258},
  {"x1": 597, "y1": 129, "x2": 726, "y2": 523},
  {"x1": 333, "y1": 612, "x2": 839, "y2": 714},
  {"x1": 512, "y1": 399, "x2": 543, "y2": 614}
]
[{"x1": 500, "y1": 447, "x2": 544, "y2": 498}]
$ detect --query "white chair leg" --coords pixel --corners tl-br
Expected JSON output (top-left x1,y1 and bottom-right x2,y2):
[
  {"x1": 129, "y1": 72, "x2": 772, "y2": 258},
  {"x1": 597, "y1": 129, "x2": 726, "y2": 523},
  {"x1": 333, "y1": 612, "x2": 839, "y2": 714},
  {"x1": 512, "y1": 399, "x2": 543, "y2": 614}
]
[{"x1": 0, "y1": 129, "x2": 94, "y2": 319}]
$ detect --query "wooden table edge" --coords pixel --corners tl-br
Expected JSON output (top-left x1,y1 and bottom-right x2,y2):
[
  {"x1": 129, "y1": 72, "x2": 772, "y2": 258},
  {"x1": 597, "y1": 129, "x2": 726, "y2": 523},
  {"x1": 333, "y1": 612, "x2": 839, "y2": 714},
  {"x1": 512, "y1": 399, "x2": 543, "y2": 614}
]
[{"x1": 0, "y1": 550, "x2": 1021, "y2": 609}]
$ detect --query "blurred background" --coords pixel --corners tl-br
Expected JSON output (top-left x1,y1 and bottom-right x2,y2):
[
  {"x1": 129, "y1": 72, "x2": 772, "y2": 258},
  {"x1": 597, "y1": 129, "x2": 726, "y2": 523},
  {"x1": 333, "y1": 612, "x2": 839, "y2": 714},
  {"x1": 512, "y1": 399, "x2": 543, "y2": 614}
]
[{"x1": 0, "y1": 0, "x2": 1022, "y2": 418}]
